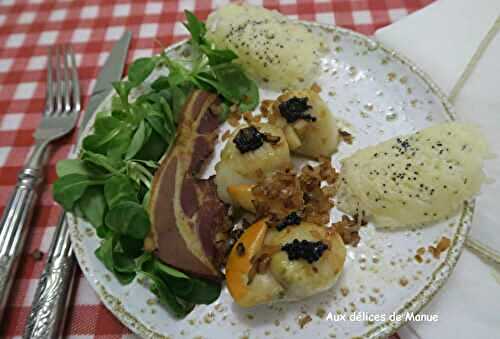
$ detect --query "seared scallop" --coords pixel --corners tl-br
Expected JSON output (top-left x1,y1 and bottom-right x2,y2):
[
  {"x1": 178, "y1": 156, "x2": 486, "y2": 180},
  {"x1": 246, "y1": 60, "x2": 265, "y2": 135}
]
[
  {"x1": 215, "y1": 123, "x2": 291, "y2": 203},
  {"x1": 270, "y1": 89, "x2": 340, "y2": 158},
  {"x1": 265, "y1": 221, "x2": 346, "y2": 299},
  {"x1": 225, "y1": 220, "x2": 284, "y2": 307},
  {"x1": 225, "y1": 219, "x2": 346, "y2": 307}
]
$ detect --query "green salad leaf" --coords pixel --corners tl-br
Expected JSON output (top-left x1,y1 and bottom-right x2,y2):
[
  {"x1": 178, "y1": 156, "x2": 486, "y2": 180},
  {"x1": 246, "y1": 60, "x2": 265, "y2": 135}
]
[
  {"x1": 128, "y1": 57, "x2": 156, "y2": 86},
  {"x1": 104, "y1": 175, "x2": 137, "y2": 208},
  {"x1": 56, "y1": 159, "x2": 94, "y2": 177},
  {"x1": 183, "y1": 10, "x2": 206, "y2": 44},
  {"x1": 105, "y1": 200, "x2": 150, "y2": 239},
  {"x1": 79, "y1": 186, "x2": 106, "y2": 228},
  {"x1": 53, "y1": 174, "x2": 105, "y2": 210},
  {"x1": 200, "y1": 45, "x2": 238, "y2": 66},
  {"x1": 52, "y1": 10, "x2": 259, "y2": 317}
]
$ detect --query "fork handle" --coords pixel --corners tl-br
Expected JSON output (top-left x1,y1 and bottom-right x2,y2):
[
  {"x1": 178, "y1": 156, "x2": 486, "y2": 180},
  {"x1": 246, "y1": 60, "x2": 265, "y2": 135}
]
[
  {"x1": 23, "y1": 212, "x2": 76, "y2": 339},
  {"x1": 0, "y1": 166, "x2": 44, "y2": 321}
]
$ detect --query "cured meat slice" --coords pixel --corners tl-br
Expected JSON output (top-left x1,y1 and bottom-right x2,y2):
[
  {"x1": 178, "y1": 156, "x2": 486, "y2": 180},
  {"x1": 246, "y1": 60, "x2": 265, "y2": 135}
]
[{"x1": 149, "y1": 90, "x2": 229, "y2": 279}]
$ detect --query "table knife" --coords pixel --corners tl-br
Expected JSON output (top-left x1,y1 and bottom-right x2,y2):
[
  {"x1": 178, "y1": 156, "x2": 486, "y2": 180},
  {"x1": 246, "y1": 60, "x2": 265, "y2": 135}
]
[{"x1": 23, "y1": 31, "x2": 131, "y2": 339}]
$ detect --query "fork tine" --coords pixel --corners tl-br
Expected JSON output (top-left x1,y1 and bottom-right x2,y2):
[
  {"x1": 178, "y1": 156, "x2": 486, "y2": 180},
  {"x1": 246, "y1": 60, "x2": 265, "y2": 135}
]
[
  {"x1": 61, "y1": 45, "x2": 71, "y2": 115},
  {"x1": 54, "y1": 46, "x2": 63, "y2": 115},
  {"x1": 44, "y1": 47, "x2": 54, "y2": 116},
  {"x1": 67, "y1": 46, "x2": 81, "y2": 113}
]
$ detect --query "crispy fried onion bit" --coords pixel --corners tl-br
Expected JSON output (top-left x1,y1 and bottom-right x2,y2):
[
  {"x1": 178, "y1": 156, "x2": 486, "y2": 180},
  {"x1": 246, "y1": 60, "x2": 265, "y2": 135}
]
[
  {"x1": 250, "y1": 157, "x2": 341, "y2": 227},
  {"x1": 228, "y1": 157, "x2": 366, "y2": 280},
  {"x1": 332, "y1": 214, "x2": 367, "y2": 247},
  {"x1": 250, "y1": 156, "x2": 366, "y2": 247}
]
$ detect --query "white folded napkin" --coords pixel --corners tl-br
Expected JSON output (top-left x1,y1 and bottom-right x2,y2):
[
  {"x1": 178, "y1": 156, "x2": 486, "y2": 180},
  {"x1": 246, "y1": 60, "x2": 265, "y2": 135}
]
[{"x1": 375, "y1": 0, "x2": 500, "y2": 338}]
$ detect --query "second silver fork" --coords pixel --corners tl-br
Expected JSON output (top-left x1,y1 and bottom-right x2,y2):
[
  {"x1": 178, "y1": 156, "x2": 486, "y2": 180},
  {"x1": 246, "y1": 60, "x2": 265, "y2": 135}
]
[{"x1": 0, "y1": 45, "x2": 81, "y2": 322}]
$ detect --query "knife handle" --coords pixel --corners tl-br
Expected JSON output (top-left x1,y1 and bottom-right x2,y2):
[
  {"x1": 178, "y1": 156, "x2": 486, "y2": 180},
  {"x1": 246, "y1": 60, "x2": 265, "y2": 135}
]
[
  {"x1": 23, "y1": 212, "x2": 76, "y2": 339},
  {"x1": 0, "y1": 166, "x2": 43, "y2": 321}
]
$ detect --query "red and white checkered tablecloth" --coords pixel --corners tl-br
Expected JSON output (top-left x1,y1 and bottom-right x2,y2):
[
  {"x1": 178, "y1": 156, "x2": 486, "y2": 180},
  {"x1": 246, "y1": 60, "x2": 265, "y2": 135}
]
[{"x1": 0, "y1": 0, "x2": 434, "y2": 338}]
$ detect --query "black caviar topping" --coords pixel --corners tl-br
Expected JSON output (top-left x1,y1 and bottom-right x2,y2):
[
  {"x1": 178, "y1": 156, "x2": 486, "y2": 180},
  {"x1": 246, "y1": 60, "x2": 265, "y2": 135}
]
[
  {"x1": 281, "y1": 239, "x2": 328, "y2": 263},
  {"x1": 233, "y1": 126, "x2": 264, "y2": 153},
  {"x1": 276, "y1": 212, "x2": 302, "y2": 231},
  {"x1": 278, "y1": 97, "x2": 316, "y2": 123},
  {"x1": 233, "y1": 126, "x2": 281, "y2": 153}
]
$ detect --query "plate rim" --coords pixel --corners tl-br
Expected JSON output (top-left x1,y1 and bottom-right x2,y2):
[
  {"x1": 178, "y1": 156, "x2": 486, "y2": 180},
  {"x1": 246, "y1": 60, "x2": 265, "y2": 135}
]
[{"x1": 68, "y1": 22, "x2": 471, "y2": 339}]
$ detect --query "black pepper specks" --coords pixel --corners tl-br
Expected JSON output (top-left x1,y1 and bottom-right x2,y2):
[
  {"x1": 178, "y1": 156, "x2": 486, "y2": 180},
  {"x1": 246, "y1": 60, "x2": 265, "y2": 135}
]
[
  {"x1": 281, "y1": 239, "x2": 328, "y2": 263},
  {"x1": 278, "y1": 97, "x2": 316, "y2": 123}
]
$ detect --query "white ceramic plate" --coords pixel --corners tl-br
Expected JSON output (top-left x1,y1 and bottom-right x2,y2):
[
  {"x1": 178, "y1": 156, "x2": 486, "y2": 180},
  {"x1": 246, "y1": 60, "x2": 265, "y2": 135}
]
[{"x1": 69, "y1": 23, "x2": 472, "y2": 339}]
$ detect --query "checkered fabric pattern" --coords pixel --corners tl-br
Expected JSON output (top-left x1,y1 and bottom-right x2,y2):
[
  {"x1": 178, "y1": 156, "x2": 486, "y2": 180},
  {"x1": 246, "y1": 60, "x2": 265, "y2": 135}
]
[{"x1": 0, "y1": 0, "x2": 434, "y2": 337}]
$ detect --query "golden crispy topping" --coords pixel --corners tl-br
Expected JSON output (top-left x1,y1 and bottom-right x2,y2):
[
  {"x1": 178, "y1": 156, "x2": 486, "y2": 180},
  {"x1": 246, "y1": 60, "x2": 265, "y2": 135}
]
[
  {"x1": 428, "y1": 236, "x2": 451, "y2": 259},
  {"x1": 310, "y1": 83, "x2": 322, "y2": 93},
  {"x1": 252, "y1": 169, "x2": 304, "y2": 219},
  {"x1": 250, "y1": 159, "x2": 339, "y2": 229},
  {"x1": 299, "y1": 163, "x2": 336, "y2": 225},
  {"x1": 260, "y1": 100, "x2": 274, "y2": 117},
  {"x1": 339, "y1": 129, "x2": 353, "y2": 144},
  {"x1": 298, "y1": 314, "x2": 312, "y2": 329},
  {"x1": 221, "y1": 130, "x2": 231, "y2": 141},
  {"x1": 228, "y1": 113, "x2": 240, "y2": 127},
  {"x1": 332, "y1": 215, "x2": 366, "y2": 247}
]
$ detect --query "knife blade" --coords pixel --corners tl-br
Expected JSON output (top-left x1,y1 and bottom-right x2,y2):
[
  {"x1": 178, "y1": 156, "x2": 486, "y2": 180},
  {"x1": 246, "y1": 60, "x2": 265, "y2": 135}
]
[
  {"x1": 79, "y1": 31, "x2": 131, "y2": 137},
  {"x1": 23, "y1": 32, "x2": 132, "y2": 339}
]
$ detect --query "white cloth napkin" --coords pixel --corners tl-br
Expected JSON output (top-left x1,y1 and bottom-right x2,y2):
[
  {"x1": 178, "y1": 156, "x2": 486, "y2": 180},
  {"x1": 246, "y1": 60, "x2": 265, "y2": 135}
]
[{"x1": 375, "y1": 0, "x2": 500, "y2": 338}]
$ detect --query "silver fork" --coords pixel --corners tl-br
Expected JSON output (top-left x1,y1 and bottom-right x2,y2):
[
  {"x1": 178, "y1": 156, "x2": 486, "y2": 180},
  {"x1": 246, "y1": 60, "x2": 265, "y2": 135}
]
[{"x1": 0, "y1": 45, "x2": 80, "y2": 321}]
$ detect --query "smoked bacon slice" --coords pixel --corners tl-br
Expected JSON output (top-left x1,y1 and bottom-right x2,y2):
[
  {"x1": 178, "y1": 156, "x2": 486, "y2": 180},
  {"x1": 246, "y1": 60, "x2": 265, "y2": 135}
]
[{"x1": 148, "y1": 90, "x2": 229, "y2": 279}]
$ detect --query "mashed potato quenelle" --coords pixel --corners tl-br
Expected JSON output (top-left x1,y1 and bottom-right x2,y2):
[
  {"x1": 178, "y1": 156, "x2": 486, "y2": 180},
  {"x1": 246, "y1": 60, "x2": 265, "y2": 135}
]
[
  {"x1": 337, "y1": 122, "x2": 490, "y2": 228},
  {"x1": 206, "y1": 3, "x2": 327, "y2": 90}
]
